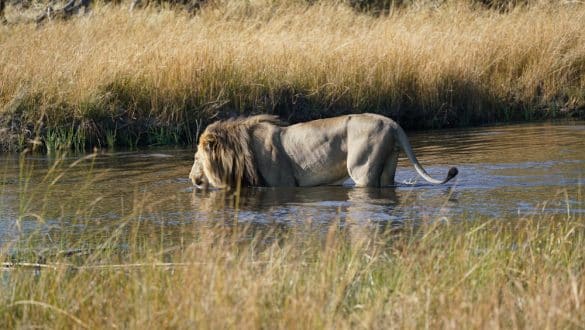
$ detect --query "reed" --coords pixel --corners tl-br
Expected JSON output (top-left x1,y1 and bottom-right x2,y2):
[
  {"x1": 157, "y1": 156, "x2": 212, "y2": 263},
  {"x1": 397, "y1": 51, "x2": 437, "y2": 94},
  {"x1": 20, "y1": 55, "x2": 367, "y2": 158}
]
[
  {"x1": 0, "y1": 152, "x2": 584, "y2": 328},
  {"x1": 1, "y1": 207, "x2": 584, "y2": 328},
  {"x1": 1, "y1": 0, "x2": 584, "y2": 151}
]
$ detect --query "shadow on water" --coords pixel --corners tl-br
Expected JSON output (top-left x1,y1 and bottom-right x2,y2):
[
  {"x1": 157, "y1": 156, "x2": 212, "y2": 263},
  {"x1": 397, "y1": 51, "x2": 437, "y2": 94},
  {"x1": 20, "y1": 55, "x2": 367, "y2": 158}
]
[{"x1": 0, "y1": 122, "x2": 583, "y2": 251}]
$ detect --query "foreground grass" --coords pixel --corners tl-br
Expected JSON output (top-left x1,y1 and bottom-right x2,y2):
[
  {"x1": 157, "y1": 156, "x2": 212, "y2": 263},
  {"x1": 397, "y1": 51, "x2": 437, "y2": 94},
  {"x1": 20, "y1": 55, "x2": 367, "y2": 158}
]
[
  {"x1": 1, "y1": 0, "x2": 584, "y2": 150},
  {"x1": 1, "y1": 214, "x2": 584, "y2": 329},
  {"x1": 0, "y1": 152, "x2": 583, "y2": 328}
]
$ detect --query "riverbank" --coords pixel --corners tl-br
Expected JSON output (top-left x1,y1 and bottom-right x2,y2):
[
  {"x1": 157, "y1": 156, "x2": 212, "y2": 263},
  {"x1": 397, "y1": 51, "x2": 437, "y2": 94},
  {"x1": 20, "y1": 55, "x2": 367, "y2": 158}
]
[{"x1": 1, "y1": 0, "x2": 584, "y2": 151}]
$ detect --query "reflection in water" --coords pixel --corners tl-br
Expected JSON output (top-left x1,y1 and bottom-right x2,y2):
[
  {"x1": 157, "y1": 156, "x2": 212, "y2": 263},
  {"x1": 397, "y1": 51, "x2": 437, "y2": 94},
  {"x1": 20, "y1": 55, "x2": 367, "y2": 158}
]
[
  {"x1": 0, "y1": 122, "x2": 583, "y2": 248},
  {"x1": 189, "y1": 186, "x2": 406, "y2": 237}
]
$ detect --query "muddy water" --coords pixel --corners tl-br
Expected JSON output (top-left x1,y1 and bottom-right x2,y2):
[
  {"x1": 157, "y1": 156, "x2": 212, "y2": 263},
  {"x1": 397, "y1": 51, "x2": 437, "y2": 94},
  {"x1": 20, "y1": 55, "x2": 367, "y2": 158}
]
[{"x1": 0, "y1": 122, "x2": 583, "y2": 246}]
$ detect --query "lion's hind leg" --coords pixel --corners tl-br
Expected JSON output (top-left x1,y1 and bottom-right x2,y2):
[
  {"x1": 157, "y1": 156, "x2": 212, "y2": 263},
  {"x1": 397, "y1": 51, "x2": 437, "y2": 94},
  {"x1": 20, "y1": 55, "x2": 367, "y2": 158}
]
[
  {"x1": 380, "y1": 145, "x2": 399, "y2": 187},
  {"x1": 347, "y1": 162, "x2": 383, "y2": 187},
  {"x1": 346, "y1": 135, "x2": 390, "y2": 188}
]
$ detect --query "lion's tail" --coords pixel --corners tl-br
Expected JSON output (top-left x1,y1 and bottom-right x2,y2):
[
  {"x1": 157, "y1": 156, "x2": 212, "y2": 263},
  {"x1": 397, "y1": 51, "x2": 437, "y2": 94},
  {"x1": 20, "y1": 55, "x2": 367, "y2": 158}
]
[{"x1": 394, "y1": 125, "x2": 458, "y2": 184}]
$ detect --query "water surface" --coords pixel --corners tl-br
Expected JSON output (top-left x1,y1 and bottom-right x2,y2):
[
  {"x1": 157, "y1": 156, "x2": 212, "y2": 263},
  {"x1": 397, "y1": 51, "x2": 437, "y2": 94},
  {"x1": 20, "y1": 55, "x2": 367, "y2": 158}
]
[{"x1": 0, "y1": 122, "x2": 583, "y2": 247}]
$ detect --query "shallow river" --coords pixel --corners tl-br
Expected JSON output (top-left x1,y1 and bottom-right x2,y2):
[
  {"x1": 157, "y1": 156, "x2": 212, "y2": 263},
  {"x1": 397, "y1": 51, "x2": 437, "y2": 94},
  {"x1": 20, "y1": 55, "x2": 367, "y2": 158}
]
[{"x1": 0, "y1": 122, "x2": 583, "y2": 246}]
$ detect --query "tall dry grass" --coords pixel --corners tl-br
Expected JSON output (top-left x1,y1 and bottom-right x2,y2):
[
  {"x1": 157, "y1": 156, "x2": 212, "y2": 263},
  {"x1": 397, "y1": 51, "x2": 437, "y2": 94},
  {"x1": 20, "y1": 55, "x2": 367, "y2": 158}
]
[
  {"x1": 0, "y1": 150, "x2": 584, "y2": 328},
  {"x1": 1, "y1": 212, "x2": 584, "y2": 328},
  {"x1": 1, "y1": 0, "x2": 584, "y2": 150}
]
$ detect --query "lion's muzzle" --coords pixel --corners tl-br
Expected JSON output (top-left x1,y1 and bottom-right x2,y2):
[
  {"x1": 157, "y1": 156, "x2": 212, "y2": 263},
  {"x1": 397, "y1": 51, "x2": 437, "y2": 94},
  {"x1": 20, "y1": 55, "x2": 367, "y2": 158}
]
[
  {"x1": 189, "y1": 171, "x2": 208, "y2": 189},
  {"x1": 193, "y1": 177, "x2": 209, "y2": 190},
  {"x1": 189, "y1": 158, "x2": 209, "y2": 190}
]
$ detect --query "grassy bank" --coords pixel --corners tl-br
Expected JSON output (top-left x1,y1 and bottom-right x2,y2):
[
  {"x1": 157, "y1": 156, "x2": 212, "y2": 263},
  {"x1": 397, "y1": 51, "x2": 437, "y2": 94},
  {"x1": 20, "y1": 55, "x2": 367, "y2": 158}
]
[
  {"x1": 1, "y1": 0, "x2": 585, "y2": 151},
  {"x1": 2, "y1": 209, "x2": 584, "y2": 328}
]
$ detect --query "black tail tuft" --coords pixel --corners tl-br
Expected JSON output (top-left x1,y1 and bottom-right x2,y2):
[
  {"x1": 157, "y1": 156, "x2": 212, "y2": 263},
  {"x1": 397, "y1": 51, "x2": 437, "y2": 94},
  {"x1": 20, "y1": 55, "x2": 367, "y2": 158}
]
[{"x1": 445, "y1": 167, "x2": 458, "y2": 183}]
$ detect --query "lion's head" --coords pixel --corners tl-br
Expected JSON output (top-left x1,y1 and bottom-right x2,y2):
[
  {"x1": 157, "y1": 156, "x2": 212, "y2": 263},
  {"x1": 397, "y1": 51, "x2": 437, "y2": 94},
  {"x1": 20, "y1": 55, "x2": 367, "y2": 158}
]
[
  {"x1": 189, "y1": 115, "x2": 283, "y2": 189},
  {"x1": 189, "y1": 151, "x2": 210, "y2": 189}
]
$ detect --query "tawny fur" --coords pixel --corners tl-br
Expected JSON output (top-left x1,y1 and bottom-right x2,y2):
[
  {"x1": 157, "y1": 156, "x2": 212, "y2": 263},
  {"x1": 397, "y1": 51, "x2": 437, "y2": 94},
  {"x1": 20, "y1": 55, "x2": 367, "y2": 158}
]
[{"x1": 190, "y1": 113, "x2": 458, "y2": 189}]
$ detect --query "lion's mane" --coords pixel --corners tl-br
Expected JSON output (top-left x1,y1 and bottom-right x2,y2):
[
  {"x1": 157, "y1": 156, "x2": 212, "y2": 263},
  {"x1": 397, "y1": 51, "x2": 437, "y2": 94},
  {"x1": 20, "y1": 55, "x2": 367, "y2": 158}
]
[{"x1": 198, "y1": 115, "x2": 284, "y2": 187}]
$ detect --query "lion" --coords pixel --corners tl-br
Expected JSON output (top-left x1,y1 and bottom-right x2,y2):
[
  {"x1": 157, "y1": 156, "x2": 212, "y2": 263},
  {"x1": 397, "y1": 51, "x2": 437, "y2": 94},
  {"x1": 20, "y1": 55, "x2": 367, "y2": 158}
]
[{"x1": 189, "y1": 113, "x2": 458, "y2": 189}]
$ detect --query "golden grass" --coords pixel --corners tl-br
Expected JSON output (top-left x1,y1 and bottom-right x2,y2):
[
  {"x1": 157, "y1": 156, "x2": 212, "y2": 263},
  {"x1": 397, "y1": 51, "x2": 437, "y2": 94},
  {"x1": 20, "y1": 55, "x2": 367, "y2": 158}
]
[
  {"x1": 0, "y1": 151, "x2": 583, "y2": 328},
  {"x1": 1, "y1": 0, "x2": 585, "y2": 148},
  {"x1": 1, "y1": 212, "x2": 584, "y2": 328}
]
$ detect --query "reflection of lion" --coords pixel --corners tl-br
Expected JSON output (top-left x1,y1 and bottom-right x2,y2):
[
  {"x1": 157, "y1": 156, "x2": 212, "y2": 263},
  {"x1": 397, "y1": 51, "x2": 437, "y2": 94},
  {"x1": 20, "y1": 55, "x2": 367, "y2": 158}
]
[{"x1": 189, "y1": 113, "x2": 458, "y2": 189}]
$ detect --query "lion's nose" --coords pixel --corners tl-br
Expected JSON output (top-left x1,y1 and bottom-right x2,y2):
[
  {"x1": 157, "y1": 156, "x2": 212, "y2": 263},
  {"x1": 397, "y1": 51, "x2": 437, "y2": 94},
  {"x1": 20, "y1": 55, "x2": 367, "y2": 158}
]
[{"x1": 193, "y1": 177, "x2": 209, "y2": 190}]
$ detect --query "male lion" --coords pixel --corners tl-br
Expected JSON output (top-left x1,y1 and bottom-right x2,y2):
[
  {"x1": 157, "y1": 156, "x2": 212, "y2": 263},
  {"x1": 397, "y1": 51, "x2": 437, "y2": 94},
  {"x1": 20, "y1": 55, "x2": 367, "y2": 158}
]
[{"x1": 189, "y1": 113, "x2": 458, "y2": 189}]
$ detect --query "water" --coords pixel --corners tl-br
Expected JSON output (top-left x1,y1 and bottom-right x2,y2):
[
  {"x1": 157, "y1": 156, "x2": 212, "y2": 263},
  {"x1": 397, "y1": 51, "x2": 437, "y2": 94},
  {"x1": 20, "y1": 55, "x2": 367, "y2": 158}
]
[{"x1": 0, "y1": 122, "x2": 583, "y2": 247}]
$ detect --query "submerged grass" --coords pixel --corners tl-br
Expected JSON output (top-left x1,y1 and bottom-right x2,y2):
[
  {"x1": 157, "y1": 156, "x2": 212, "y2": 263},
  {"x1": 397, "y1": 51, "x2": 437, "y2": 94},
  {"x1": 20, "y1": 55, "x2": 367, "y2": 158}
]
[
  {"x1": 1, "y1": 0, "x2": 584, "y2": 151},
  {"x1": 0, "y1": 152, "x2": 584, "y2": 328}
]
